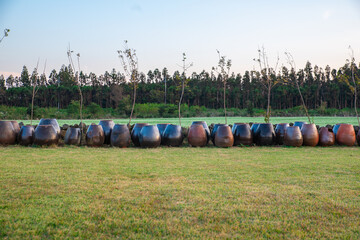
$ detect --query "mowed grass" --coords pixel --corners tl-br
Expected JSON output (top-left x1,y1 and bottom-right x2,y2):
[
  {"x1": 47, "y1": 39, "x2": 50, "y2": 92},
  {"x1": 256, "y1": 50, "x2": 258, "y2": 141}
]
[
  {"x1": 18, "y1": 116, "x2": 359, "y2": 127},
  {"x1": 0, "y1": 146, "x2": 359, "y2": 239}
]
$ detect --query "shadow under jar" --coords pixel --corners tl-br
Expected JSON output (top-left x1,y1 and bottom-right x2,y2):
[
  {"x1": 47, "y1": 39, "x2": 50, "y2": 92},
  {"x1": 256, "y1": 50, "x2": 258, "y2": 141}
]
[
  {"x1": 284, "y1": 126, "x2": 303, "y2": 147},
  {"x1": 255, "y1": 123, "x2": 275, "y2": 146},
  {"x1": 99, "y1": 120, "x2": 115, "y2": 145},
  {"x1": 162, "y1": 124, "x2": 183, "y2": 147},
  {"x1": 110, "y1": 124, "x2": 131, "y2": 148},
  {"x1": 318, "y1": 127, "x2": 335, "y2": 147},
  {"x1": 275, "y1": 123, "x2": 289, "y2": 145},
  {"x1": 191, "y1": 121, "x2": 210, "y2": 144},
  {"x1": 214, "y1": 125, "x2": 234, "y2": 148},
  {"x1": 38, "y1": 118, "x2": 61, "y2": 137},
  {"x1": 188, "y1": 124, "x2": 207, "y2": 147},
  {"x1": 233, "y1": 123, "x2": 252, "y2": 146},
  {"x1": 139, "y1": 125, "x2": 161, "y2": 148},
  {"x1": 156, "y1": 123, "x2": 170, "y2": 145},
  {"x1": 86, "y1": 124, "x2": 105, "y2": 147},
  {"x1": 211, "y1": 124, "x2": 227, "y2": 145},
  {"x1": 131, "y1": 123, "x2": 149, "y2": 147},
  {"x1": 19, "y1": 125, "x2": 35, "y2": 146},
  {"x1": 301, "y1": 123, "x2": 319, "y2": 146},
  {"x1": 64, "y1": 127, "x2": 81, "y2": 145},
  {"x1": 34, "y1": 125, "x2": 59, "y2": 146},
  {"x1": 0, "y1": 121, "x2": 16, "y2": 145},
  {"x1": 336, "y1": 124, "x2": 355, "y2": 146}
]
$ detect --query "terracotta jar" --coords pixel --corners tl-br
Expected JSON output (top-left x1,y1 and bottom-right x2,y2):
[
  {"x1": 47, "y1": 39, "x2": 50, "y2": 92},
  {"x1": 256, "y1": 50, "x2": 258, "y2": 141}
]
[
  {"x1": 191, "y1": 121, "x2": 210, "y2": 144},
  {"x1": 275, "y1": 123, "x2": 289, "y2": 145},
  {"x1": 233, "y1": 123, "x2": 252, "y2": 146},
  {"x1": 284, "y1": 126, "x2": 303, "y2": 147},
  {"x1": 131, "y1": 123, "x2": 149, "y2": 147},
  {"x1": 86, "y1": 124, "x2": 105, "y2": 147},
  {"x1": 99, "y1": 120, "x2": 115, "y2": 144},
  {"x1": 38, "y1": 118, "x2": 60, "y2": 136},
  {"x1": 211, "y1": 124, "x2": 227, "y2": 145},
  {"x1": 332, "y1": 124, "x2": 342, "y2": 138},
  {"x1": 139, "y1": 125, "x2": 161, "y2": 148},
  {"x1": 214, "y1": 125, "x2": 234, "y2": 148},
  {"x1": 162, "y1": 124, "x2": 183, "y2": 147},
  {"x1": 294, "y1": 121, "x2": 306, "y2": 129},
  {"x1": 0, "y1": 121, "x2": 16, "y2": 145},
  {"x1": 19, "y1": 125, "x2": 35, "y2": 146},
  {"x1": 255, "y1": 123, "x2": 275, "y2": 146},
  {"x1": 250, "y1": 123, "x2": 260, "y2": 143},
  {"x1": 156, "y1": 123, "x2": 170, "y2": 145},
  {"x1": 110, "y1": 124, "x2": 131, "y2": 148},
  {"x1": 232, "y1": 123, "x2": 245, "y2": 134},
  {"x1": 64, "y1": 127, "x2": 81, "y2": 145},
  {"x1": 34, "y1": 125, "x2": 59, "y2": 146},
  {"x1": 301, "y1": 123, "x2": 319, "y2": 146},
  {"x1": 188, "y1": 124, "x2": 207, "y2": 147},
  {"x1": 318, "y1": 127, "x2": 335, "y2": 147},
  {"x1": 336, "y1": 124, "x2": 355, "y2": 146}
]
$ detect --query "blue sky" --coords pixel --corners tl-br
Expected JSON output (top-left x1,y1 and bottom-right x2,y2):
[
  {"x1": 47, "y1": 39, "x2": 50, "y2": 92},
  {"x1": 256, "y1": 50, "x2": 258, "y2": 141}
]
[{"x1": 0, "y1": 0, "x2": 360, "y2": 78}]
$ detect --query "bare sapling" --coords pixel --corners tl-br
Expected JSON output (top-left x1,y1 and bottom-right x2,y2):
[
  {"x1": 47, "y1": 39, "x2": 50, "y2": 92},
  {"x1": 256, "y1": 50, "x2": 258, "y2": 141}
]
[
  {"x1": 30, "y1": 58, "x2": 45, "y2": 125},
  {"x1": 178, "y1": 53, "x2": 193, "y2": 126}
]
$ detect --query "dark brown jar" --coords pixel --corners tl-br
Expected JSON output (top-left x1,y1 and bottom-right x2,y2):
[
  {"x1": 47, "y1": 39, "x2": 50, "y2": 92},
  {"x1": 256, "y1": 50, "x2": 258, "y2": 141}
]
[
  {"x1": 19, "y1": 125, "x2": 35, "y2": 146},
  {"x1": 162, "y1": 124, "x2": 183, "y2": 147},
  {"x1": 11, "y1": 121, "x2": 20, "y2": 142},
  {"x1": 191, "y1": 121, "x2": 210, "y2": 144},
  {"x1": 0, "y1": 121, "x2": 16, "y2": 145},
  {"x1": 99, "y1": 120, "x2": 115, "y2": 145},
  {"x1": 38, "y1": 119, "x2": 61, "y2": 137},
  {"x1": 211, "y1": 124, "x2": 227, "y2": 145},
  {"x1": 255, "y1": 123, "x2": 275, "y2": 146},
  {"x1": 156, "y1": 123, "x2": 170, "y2": 145},
  {"x1": 131, "y1": 123, "x2": 149, "y2": 147},
  {"x1": 250, "y1": 123, "x2": 260, "y2": 143},
  {"x1": 110, "y1": 124, "x2": 131, "y2": 148},
  {"x1": 86, "y1": 124, "x2": 105, "y2": 147},
  {"x1": 188, "y1": 124, "x2": 207, "y2": 147},
  {"x1": 34, "y1": 125, "x2": 59, "y2": 146},
  {"x1": 233, "y1": 123, "x2": 252, "y2": 146},
  {"x1": 232, "y1": 123, "x2": 245, "y2": 134},
  {"x1": 214, "y1": 125, "x2": 234, "y2": 148},
  {"x1": 139, "y1": 125, "x2": 161, "y2": 148},
  {"x1": 275, "y1": 123, "x2": 289, "y2": 145},
  {"x1": 318, "y1": 127, "x2": 335, "y2": 147},
  {"x1": 301, "y1": 123, "x2": 319, "y2": 146},
  {"x1": 284, "y1": 126, "x2": 303, "y2": 147},
  {"x1": 336, "y1": 124, "x2": 355, "y2": 146},
  {"x1": 64, "y1": 127, "x2": 81, "y2": 145}
]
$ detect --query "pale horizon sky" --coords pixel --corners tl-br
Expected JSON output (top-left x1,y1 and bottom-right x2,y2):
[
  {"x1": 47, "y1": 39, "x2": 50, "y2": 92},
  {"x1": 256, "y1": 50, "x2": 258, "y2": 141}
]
[{"x1": 0, "y1": 0, "x2": 360, "y2": 78}]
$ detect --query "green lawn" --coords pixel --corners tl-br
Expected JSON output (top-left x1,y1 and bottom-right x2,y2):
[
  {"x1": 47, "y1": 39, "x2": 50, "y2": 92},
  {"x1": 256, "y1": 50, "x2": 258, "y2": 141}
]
[
  {"x1": 1, "y1": 146, "x2": 359, "y2": 239},
  {"x1": 17, "y1": 116, "x2": 359, "y2": 126}
]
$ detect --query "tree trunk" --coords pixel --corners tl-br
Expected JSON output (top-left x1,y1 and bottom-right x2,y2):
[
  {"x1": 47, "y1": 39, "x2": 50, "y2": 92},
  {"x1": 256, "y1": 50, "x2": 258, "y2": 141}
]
[
  {"x1": 223, "y1": 80, "x2": 227, "y2": 124},
  {"x1": 129, "y1": 82, "x2": 136, "y2": 126},
  {"x1": 178, "y1": 77, "x2": 185, "y2": 126}
]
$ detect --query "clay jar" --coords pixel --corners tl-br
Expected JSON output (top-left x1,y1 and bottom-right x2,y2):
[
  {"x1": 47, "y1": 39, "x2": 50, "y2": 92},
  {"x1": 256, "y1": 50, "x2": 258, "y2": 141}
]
[
  {"x1": 191, "y1": 121, "x2": 210, "y2": 144},
  {"x1": 233, "y1": 123, "x2": 252, "y2": 146},
  {"x1": 336, "y1": 124, "x2": 355, "y2": 146},
  {"x1": 293, "y1": 121, "x2": 306, "y2": 129},
  {"x1": 34, "y1": 125, "x2": 59, "y2": 146},
  {"x1": 139, "y1": 125, "x2": 161, "y2": 148},
  {"x1": 214, "y1": 125, "x2": 234, "y2": 148},
  {"x1": 284, "y1": 126, "x2": 303, "y2": 147},
  {"x1": 250, "y1": 123, "x2": 260, "y2": 142},
  {"x1": 19, "y1": 125, "x2": 35, "y2": 146},
  {"x1": 162, "y1": 124, "x2": 183, "y2": 147},
  {"x1": 332, "y1": 124, "x2": 342, "y2": 138},
  {"x1": 11, "y1": 121, "x2": 20, "y2": 141},
  {"x1": 131, "y1": 123, "x2": 149, "y2": 147},
  {"x1": 156, "y1": 123, "x2": 170, "y2": 145},
  {"x1": 86, "y1": 124, "x2": 105, "y2": 147},
  {"x1": 188, "y1": 124, "x2": 207, "y2": 147},
  {"x1": 38, "y1": 118, "x2": 61, "y2": 136},
  {"x1": 318, "y1": 127, "x2": 335, "y2": 147},
  {"x1": 232, "y1": 123, "x2": 245, "y2": 134},
  {"x1": 255, "y1": 123, "x2": 275, "y2": 146},
  {"x1": 0, "y1": 121, "x2": 16, "y2": 145},
  {"x1": 275, "y1": 123, "x2": 289, "y2": 145},
  {"x1": 99, "y1": 120, "x2": 115, "y2": 145},
  {"x1": 301, "y1": 123, "x2": 319, "y2": 146},
  {"x1": 110, "y1": 124, "x2": 131, "y2": 148},
  {"x1": 211, "y1": 124, "x2": 227, "y2": 145},
  {"x1": 64, "y1": 127, "x2": 81, "y2": 145}
]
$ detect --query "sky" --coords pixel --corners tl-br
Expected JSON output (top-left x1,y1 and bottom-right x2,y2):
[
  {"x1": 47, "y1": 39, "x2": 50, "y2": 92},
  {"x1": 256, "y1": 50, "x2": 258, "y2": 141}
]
[{"x1": 0, "y1": 0, "x2": 360, "y2": 78}]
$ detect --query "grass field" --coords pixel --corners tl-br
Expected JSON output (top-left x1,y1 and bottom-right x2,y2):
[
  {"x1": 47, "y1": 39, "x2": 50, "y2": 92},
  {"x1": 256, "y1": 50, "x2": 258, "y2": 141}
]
[
  {"x1": 17, "y1": 116, "x2": 359, "y2": 127},
  {"x1": 1, "y1": 146, "x2": 359, "y2": 239}
]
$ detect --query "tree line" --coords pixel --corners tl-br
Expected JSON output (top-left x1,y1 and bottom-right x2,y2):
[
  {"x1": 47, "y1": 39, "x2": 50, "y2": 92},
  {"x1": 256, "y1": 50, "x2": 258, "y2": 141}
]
[{"x1": 0, "y1": 61, "x2": 359, "y2": 113}]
